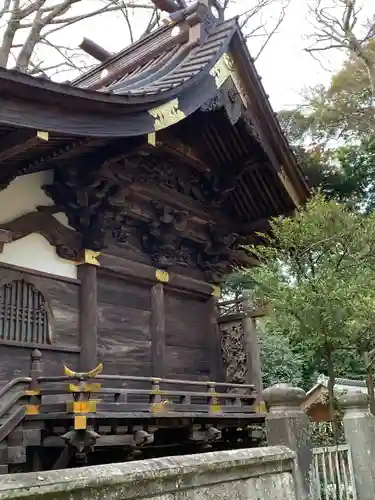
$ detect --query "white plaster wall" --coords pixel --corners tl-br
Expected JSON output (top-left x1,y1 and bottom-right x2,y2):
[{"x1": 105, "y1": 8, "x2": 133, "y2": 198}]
[{"x1": 0, "y1": 171, "x2": 77, "y2": 279}]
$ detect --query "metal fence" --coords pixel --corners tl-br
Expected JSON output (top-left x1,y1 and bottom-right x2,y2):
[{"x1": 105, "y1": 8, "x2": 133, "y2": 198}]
[{"x1": 310, "y1": 445, "x2": 357, "y2": 500}]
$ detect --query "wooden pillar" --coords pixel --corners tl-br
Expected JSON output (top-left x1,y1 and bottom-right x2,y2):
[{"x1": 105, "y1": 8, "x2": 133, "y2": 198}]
[
  {"x1": 151, "y1": 283, "x2": 165, "y2": 378},
  {"x1": 208, "y1": 296, "x2": 225, "y2": 382},
  {"x1": 78, "y1": 263, "x2": 98, "y2": 372},
  {"x1": 242, "y1": 299, "x2": 263, "y2": 397}
]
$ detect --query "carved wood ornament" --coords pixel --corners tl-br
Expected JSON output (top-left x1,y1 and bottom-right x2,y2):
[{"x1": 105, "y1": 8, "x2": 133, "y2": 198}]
[
  {"x1": 220, "y1": 321, "x2": 248, "y2": 385},
  {"x1": 141, "y1": 201, "x2": 190, "y2": 269},
  {"x1": 0, "y1": 207, "x2": 82, "y2": 261},
  {"x1": 0, "y1": 147, "x2": 251, "y2": 278}
]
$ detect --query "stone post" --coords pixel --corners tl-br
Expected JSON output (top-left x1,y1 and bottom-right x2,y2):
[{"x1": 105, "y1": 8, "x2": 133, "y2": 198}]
[
  {"x1": 340, "y1": 391, "x2": 375, "y2": 500},
  {"x1": 241, "y1": 299, "x2": 263, "y2": 399},
  {"x1": 264, "y1": 384, "x2": 312, "y2": 500}
]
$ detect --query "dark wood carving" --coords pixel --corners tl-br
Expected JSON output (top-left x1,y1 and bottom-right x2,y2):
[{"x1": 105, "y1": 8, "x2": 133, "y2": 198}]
[
  {"x1": 0, "y1": 207, "x2": 82, "y2": 260},
  {"x1": 197, "y1": 225, "x2": 240, "y2": 283},
  {"x1": 220, "y1": 321, "x2": 247, "y2": 385},
  {"x1": 43, "y1": 165, "x2": 132, "y2": 251},
  {"x1": 124, "y1": 153, "x2": 231, "y2": 209},
  {"x1": 30, "y1": 155, "x2": 248, "y2": 272},
  {"x1": 141, "y1": 201, "x2": 189, "y2": 268}
]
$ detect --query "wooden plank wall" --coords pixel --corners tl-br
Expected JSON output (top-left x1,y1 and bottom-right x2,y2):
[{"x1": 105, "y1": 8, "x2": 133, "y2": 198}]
[
  {"x1": 97, "y1": 271, "x2": 152, "y2": 379},
  {"x1": 0, "y1": 264, "x2": 217, "y2": 384},
  {"x1": 0, "y1": 266, "x2": 80, "y2": 383},
  {"x1": 96, "y1": 272, "x2": 212, "y2": 382},
  {"x1": 164, "y1": 291, "x2": 211, "y2": 380}
]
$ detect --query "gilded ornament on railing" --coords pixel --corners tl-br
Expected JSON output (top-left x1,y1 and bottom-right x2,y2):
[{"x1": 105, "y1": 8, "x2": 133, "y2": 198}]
[
  {"x1": 149, "y1": 98, "x2": 185, "y2": 131},
  {"x1": 63, "y1": 363, "x2": 103, "y2": 380}
]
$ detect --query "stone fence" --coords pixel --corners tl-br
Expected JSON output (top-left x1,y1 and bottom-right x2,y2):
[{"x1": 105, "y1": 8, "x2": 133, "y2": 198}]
[{"x1": 0, "y1": 446, "x2": 297, "y2": 500}]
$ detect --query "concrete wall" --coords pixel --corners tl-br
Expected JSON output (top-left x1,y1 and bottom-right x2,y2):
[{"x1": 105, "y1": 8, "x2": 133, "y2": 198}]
[{"x1": 0, "y1": 446, "x2": 297, "y2": 500}]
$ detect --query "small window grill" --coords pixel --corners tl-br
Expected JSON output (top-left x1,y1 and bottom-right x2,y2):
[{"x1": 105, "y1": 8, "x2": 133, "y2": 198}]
[{"x1": 0, "y1": 280, "x2": 50, "y2": 344}]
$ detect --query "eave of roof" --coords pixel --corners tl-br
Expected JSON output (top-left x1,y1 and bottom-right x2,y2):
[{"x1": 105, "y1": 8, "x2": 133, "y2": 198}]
[
  {"x1": 0, "y1": 12, "x2": 309, "y2": 205},
  {"x1": 0, "y1": 19, "x2": 237, "y2": 136}
]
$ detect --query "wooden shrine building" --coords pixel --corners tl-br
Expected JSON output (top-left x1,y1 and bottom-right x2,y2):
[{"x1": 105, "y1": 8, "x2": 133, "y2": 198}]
[{"x1": 0, "y1": 0, "x2": 309, "y2": 472}]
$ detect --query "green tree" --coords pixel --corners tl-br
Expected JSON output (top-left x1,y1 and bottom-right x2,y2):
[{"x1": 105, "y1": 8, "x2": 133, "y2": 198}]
[
  {"x1": 277, "y1": 40, "x2": 375, "y2": 209},
  {"x1": 242, "y1": 194, "x2": 375, "y2": 436},
  {"x1": 259, "y1": 320, "x2": 305, "y2": 388}
]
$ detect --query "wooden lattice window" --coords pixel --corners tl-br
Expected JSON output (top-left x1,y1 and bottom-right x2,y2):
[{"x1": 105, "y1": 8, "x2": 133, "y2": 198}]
[{"x1": 0, "y1": 280, "x2": 51, "y2": 344}]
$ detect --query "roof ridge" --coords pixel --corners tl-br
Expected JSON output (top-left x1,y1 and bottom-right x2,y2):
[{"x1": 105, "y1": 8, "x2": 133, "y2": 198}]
[
  {"x1": 72, "y1": 15, "x2": 237, "y2": 90},
  {"x1": 316, "y1": 374, "x2": 366, "y2": 387}
]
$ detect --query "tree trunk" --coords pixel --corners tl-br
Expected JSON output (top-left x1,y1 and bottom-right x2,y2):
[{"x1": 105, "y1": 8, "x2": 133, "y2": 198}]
[
  {"x1": 326, "y1": 348, "x2": 339, "y2": 444},
  {"x1": 364, "y1": 351, "x2": 375, "y2": 415},
  {"x1": 15, "y1": 14, "x2": 42, "y2": 72}
]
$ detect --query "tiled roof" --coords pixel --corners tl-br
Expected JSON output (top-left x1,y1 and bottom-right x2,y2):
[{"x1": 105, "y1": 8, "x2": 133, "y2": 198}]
[
  {"x1": 306, "y1": 374, "x2": 367, "y2": 397},
  {"x1": 73, "y1": 18, "x2": 237, "y2": 98}
]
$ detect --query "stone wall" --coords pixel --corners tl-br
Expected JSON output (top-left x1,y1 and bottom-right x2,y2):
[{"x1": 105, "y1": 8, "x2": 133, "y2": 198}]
[{"x1": 0, "y1": 446, "x2": 297, "y2": 500}]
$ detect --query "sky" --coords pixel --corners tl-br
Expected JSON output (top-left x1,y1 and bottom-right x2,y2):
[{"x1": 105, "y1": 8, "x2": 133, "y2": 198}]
[
  {"x1": 3, "y1": 0, "x2": 374, "y2": 110},
  {"x1": 56, "y1": 0, "x2": 350, "y2": 110}
]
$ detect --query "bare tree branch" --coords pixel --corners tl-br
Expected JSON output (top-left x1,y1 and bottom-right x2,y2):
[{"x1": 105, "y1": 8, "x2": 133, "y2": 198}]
[
  {"x1": 306, "y1": 0, "x2": 375, "y2": 95},
  {"x1": 0, "y1": 0, "x2": 12, "y2": 22},
  {"x1": 0, "y1": 0, "x2": 289, "y2": 77}
]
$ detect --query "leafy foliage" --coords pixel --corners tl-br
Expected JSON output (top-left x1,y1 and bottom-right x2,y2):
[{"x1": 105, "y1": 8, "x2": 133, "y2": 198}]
[
  {"x1": 239, "y1": 195, "x2": 375, "y2": 399},
  {"x1": 259, "y1": 320, "x2": 305, "y2": 388},
  {"x1": 277, "y1": 40, "x2": 375, "y2": 210}
]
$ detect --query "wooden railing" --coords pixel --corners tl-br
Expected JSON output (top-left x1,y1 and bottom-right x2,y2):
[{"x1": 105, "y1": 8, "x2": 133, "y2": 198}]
[
  {"x1": 218, "y1": 299, "x2": 245, "y2": 318},
  {"x1": 218, "y1": 298, "x2": 268, "y2": 320},
  {"x1": 0, "y1": 350, "x2": 264, "y2": 448},
  {"x1": 34, "y1": 374, "x2": 257, "y2": 417}
]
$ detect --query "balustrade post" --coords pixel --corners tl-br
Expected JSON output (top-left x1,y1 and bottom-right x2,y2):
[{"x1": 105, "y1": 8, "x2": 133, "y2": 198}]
[
  {"x1": 26, "y1": 349, "x2": 43, "y2": 415},
  {"x1": 207, "y1": 382, "x2": 221, "y2": 415},
  {"x1": 340, "y1": 391, "x2": 375, "y2": 500},
  {"x1": 25, "y1": 349, "x2": 43, "y2": 471},
  {"x1": 150, "y1": 379, "x2": 161, "y2": 410},
  {"x1": 264, "y1": 384, "x2": 312, "y2": 500}
]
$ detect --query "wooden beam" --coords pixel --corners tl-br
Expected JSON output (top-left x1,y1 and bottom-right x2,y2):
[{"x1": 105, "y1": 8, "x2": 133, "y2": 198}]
[
  {"x1": 0, "y1": 130, "x2": 48, "y2": 163},
  {"x1": 132, "y1": 182, "x2": 236, "y2": 232},
  {"x1": 0, "y1": 230, "x2": 11, "y2": 243},
  {"x1": 79, "y1": 37, "x2": 112, "y2": 62},
  {"x1": 151, "y1": 283, "x2": 166, "y2": 378},
  {"x1": 78, "y1": 263, "x2": 98, "y2": 372},
  {"x1": 99, "y1": 254, "x2": 214, "y2": 296}
]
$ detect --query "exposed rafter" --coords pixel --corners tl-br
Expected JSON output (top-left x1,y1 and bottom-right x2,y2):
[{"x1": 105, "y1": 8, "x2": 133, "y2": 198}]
[{"x1": 0, "y1": 130, "x2": 48, "y2": 164}]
